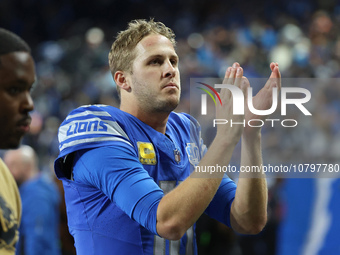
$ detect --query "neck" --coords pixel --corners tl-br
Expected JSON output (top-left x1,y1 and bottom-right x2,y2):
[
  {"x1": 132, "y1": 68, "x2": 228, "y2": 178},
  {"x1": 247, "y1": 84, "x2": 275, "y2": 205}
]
[{"x1": 120, "y1": 102, "x2": 170, "y2": 134}]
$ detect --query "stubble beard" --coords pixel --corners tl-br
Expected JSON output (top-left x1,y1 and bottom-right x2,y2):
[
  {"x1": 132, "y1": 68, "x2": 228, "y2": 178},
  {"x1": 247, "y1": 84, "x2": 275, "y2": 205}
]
[{"x1": 133, "y1": 80, "x2": 180, "y2": 114}]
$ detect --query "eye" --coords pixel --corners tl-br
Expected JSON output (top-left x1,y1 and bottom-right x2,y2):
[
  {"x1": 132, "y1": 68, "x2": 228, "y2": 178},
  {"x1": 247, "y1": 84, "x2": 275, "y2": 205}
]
[
  {"x1": 8, "y1": 86, "x2": 22, "y2": 95},
  {"x1": 170, "y1": 59, "x2": 178, "y2": 66},
  {"x1": 149, "y1": 58, "x2": 162, "y2": 65}
]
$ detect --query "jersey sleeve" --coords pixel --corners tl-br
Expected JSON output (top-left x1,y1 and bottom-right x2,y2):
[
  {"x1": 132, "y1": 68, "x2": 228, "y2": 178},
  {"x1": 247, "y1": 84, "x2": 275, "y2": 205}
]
[
  {"x1": 54, "y1": 105, "x2": 163, "y2": 235},
  {"x1": 55, "y1": 105, "x2": 133, "y2": 179},
  {"x1": 204, "y1": 176, "x2": 237, "y2": 228},
  {"x1": 58, "y1": 105, "x2": 132, "y2": 156},
  {"x1": 73, "y1": 144, "x2": 164, "y2": 235}
]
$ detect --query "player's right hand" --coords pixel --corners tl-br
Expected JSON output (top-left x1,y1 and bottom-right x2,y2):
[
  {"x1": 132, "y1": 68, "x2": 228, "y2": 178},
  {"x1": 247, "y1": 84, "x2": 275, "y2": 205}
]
[{"x1": 215, "y1": 62, "x2": 248, "y2": 145}]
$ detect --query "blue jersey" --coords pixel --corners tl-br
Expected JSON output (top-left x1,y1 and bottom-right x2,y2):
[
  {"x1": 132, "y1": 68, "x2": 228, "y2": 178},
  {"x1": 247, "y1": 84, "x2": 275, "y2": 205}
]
[{"x1": 54, "y1": 105, "x2": 236, "y2": 255}]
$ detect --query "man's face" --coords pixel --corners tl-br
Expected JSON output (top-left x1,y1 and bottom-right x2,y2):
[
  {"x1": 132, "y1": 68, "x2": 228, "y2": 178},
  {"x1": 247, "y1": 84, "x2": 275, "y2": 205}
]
[
  {"x1": 127, "y1": 34, "x2": 181, "y2": 113},
  {"x1": 0, "y1": 52, "x2": 35, "y2": 149}
]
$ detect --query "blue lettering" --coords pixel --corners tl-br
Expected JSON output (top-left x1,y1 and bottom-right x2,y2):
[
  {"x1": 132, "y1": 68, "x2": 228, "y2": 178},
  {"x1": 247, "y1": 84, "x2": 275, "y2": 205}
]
[
  {"x1": 87, "y1": 121, "x2": 99, "y2": 131},
  {"x1": 66, "y1": 120, "x2": 108, "y2": 136},
  {"x1": 78, "y1": 122, "x2": 88, "y2": 133},
  {"x1": 67, "y1": 125, "x2": 74, "y2": 136},
  {"x1": 98, "y1": 121, "x2": 107, "y2": 131},
  {"x1": 73, "y1": 122, "x2": 78, "y2": 134}
]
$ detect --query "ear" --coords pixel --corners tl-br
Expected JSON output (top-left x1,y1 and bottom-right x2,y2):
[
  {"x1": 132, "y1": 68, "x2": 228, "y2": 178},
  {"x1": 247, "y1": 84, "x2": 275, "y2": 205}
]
[{"x1": 114, "y1": 71, "x2": 131, "y2": 92}]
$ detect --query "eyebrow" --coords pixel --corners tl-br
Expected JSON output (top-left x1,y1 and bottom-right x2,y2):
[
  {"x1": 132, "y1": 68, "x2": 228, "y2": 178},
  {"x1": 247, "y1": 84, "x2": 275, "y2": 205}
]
[{"x1": 145, "y1": 54, "x2": 179, "y2": 61}]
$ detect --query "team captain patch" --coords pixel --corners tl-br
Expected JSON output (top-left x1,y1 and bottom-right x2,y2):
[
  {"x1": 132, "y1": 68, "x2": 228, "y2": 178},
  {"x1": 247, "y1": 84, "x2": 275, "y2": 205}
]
[{"x1": 137, "y1": 142, "x2": 157, "y2": 165}]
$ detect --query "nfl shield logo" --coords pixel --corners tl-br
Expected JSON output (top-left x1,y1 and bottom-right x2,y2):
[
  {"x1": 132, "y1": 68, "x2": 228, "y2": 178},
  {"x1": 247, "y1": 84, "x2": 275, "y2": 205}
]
[{"x1": 174, "y1": 149, "x2": 181, "y2": 163}]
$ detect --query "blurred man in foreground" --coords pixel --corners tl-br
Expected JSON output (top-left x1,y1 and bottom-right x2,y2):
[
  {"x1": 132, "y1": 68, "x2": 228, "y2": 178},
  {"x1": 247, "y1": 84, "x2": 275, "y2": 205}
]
[{"x1": 0, "y1": 28, "x2": 35, "y2": 254}]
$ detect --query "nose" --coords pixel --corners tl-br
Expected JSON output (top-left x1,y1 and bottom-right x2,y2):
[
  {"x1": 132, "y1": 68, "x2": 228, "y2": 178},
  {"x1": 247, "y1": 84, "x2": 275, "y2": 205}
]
[
  {"x1": 163, "y1": 59, "x2": 176, "y2": 79},
  {"x1": 20, "y1": 92, "x2": 34, "y2": 113}
]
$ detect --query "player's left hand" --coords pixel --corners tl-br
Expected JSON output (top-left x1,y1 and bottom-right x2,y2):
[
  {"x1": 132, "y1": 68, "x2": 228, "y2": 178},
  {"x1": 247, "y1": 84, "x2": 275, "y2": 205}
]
[
  {"x1": 244, "y1": 62, "x2": 281, "y2": 135},
  {"x1": 223, "y1": 62, "x2": 281, "y2": 136}
]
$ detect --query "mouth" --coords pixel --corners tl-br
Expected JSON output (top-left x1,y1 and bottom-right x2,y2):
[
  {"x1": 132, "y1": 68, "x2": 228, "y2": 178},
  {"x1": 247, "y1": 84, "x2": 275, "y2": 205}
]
[
  {"x1": 17, "y1": 117, "x2": 32, "y2": 133},
  {"x1": 162, "y1": 82, "x2": 179, "y2": 90}
]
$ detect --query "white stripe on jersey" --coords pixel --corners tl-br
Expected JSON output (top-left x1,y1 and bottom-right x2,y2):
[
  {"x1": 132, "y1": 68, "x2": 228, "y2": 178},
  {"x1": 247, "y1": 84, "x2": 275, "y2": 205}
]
[
  {"x1": 66, "y1": 110, "x2": 111, "y2": 121},
  {"x1": 60, "y1": 136, "x2": 132, "y2": 151}
]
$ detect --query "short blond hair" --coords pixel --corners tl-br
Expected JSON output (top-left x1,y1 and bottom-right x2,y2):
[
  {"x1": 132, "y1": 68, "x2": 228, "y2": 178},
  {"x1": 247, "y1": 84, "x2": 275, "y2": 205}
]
[{"x1": 108, "y1": 19, "x2": 176, "y2": 97}]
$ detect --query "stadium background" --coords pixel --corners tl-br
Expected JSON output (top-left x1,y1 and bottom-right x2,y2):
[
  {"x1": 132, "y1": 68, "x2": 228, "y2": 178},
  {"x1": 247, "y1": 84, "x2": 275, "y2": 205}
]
[{"x1": 1, "y1": 0, "x2": 340, "y2": 254}]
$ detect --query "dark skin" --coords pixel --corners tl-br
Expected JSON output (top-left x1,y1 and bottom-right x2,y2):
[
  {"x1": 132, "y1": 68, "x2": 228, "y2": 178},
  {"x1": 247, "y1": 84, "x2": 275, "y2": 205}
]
[{"x1": 0, "y1": 52, "x2": 35, "y2": 149}]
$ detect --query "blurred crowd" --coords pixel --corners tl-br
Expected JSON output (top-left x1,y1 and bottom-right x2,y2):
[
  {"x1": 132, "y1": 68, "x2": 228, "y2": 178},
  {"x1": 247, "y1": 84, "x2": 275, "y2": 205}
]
[{"x1": 1, "y1": 0, "x2": 340, "y2": 254}]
